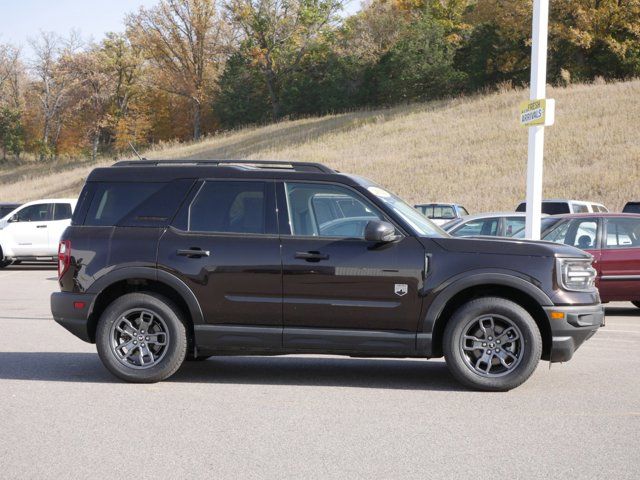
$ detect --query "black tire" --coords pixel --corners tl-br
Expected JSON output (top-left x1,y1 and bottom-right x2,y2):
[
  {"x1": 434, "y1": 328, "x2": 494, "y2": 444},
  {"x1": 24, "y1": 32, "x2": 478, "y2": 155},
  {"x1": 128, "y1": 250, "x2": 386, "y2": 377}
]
[
  {"x1": 632, "y1": 301, "x2": 640, "y2": 309},
  {"x1": 96, "y1": 292, "x2": 187, "y2": 383},
  {"x1": 0, "y1": 247, "x2": 11, "y2": 268},
  {"x1": 443, "y1": 297, "x2": 542, "y2": 391}
]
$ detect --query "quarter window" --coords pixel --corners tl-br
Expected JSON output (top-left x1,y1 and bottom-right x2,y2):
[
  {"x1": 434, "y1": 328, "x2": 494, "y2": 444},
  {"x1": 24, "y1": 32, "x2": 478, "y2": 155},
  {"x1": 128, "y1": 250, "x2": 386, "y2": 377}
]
[
  {"x1": 284, "y1": 183, "x2": 381, "y2": 238},
  {"x1": 189, "y1": 181, "x2": 267, "y2": 234},
  {"x1": 504, "y1": 217, "x2": 525, "y2": 237}
]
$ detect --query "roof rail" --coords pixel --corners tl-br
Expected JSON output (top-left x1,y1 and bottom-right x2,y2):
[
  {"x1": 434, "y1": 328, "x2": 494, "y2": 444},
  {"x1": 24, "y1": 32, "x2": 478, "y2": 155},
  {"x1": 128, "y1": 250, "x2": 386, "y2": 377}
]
[{"x1": 112, "y1": 159, "x2": 335, "y2": 173}]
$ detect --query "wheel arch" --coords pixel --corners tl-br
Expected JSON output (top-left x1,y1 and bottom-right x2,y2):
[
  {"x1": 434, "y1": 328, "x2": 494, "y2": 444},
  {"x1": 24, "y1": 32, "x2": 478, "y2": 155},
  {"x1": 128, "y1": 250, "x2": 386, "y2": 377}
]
[
  {"x1": 85, "y1": 267, "x2": 203, "y2": 344},
  {"x1": 419, "y1": 273, "x2": 553, "y2": 360}
]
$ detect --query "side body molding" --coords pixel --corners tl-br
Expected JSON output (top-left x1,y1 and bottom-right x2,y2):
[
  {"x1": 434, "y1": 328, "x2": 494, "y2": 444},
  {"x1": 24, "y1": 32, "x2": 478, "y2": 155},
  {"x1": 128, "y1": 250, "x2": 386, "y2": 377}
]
[
  {"x1": 86, "y1": 267, "x2": 204, "y2": 325},
  {"x1": 417, "y1": 270, "x2": 553, "y2": 356}
]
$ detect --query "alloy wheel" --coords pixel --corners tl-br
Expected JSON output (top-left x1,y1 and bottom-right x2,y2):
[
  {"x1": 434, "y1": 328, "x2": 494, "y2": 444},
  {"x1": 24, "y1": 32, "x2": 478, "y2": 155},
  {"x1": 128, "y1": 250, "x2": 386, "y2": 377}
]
[{"x1": 109, "y1": 309, "x2": 170, "y2": 369}]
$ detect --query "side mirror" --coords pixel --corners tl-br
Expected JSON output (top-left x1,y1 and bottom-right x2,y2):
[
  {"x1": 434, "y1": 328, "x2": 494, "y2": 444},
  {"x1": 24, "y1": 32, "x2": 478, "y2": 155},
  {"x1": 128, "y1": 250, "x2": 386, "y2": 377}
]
[{"x1": 364, "y1": 220, "x2": 399, "y2": 243}]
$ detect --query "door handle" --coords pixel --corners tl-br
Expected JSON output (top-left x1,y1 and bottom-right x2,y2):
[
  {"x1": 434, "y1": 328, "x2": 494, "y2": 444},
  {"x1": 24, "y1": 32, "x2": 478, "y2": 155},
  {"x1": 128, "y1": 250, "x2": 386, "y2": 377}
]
[
  {"x1": 177, "y1": 248, "x2": 210, "y2": 258},
  {"x1": 36, "y1": 225, "x2": 47, "y2": 228},
  {"x1": 295, "y1": 251, "x2": 330, "y2": 262}
]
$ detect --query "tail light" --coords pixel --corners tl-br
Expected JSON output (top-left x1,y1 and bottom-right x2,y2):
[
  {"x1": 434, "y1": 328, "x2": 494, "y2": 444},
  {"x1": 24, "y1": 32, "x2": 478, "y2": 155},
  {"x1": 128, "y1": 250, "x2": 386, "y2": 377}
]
[{"x1": 58, "y1": 240, "x2": 71, "y2": 279}]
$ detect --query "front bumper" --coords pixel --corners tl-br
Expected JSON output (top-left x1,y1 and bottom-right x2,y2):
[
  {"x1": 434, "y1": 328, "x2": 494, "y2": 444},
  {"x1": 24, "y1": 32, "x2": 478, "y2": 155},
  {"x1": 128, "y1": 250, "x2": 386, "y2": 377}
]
[
  {"x1": 51, "y1": 292, "x2": 97, "y2": 343},
  {"x1": 545, "y1": 304, "x2": 604, "y2": 362}
]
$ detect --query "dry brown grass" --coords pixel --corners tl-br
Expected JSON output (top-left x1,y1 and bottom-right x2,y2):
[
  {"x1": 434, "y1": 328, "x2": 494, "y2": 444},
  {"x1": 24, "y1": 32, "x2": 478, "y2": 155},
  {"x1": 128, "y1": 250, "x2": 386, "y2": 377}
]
[{"x1": 2, "y1": 79, "x2": 639, "y2": 211}]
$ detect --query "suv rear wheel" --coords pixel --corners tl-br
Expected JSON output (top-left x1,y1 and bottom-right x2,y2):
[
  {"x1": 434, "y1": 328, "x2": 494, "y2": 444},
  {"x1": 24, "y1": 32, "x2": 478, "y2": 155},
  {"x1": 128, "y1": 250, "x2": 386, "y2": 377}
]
[
  {"x1": 443, "y1": 297, "x2": 542, "y2": 391},
  {"x1": 96, "y1": 292, "x2": 187, "y2": 383}
]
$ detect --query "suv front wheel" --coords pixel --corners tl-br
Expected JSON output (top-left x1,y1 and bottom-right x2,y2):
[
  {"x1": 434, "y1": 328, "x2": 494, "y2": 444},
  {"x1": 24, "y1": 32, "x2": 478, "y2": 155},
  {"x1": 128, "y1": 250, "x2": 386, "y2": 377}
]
[
  {"x1": 96, "y1": 292, "x2": 187, "y2": 383},
  {"x1": 443, "y1": 297, "x2": 542, "y2": 391}
]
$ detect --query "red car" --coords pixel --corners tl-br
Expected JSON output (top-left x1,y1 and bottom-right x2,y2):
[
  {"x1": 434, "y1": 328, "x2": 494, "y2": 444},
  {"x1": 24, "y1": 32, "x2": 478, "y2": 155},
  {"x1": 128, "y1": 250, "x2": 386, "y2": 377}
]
[{"x1": 519, "y1": 213, "x2": 640, "y2": 307}]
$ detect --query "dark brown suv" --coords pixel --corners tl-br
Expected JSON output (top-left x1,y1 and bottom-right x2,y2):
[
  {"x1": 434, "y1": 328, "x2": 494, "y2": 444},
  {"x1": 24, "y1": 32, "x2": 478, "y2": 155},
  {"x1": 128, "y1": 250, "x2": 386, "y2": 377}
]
[{"x1": 51, "y1": 160, "x2": 604, "y2": 391}]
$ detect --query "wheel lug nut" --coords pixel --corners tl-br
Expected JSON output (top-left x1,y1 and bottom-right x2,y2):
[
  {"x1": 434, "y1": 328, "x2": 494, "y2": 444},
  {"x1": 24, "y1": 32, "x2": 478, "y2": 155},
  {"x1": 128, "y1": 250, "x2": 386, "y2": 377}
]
[
  {"x1": 488, "y1": 336, "x2": 493, "y2": 340},
  {"x1": 146, "y1": 336, "x2": 150, "y2": 341},
  {"x1": 487, "y1": 349, "x2": 491, "y2": 354},
  {"x1": 482, "y1": 343, "x2": 487, "y2": 347},
  {"x1": 133, "y1": 341, "x2": 137, "y2": 345},
  {"x1": 496, "y1": 348, "x2": 500, "y2": 352},
  {"x1": 141, "y1": 343, "x2": 145, "y2": 347},
  {"x1": 497, "y1": 340, "x2": 501, "y2": 344}
]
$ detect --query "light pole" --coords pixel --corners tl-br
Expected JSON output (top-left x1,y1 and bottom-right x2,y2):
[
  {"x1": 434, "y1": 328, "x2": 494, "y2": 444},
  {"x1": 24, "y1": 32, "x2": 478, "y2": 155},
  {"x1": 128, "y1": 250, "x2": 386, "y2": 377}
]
[{"x1": 524, "y1": 0, "x2": 550, "y2": 240}]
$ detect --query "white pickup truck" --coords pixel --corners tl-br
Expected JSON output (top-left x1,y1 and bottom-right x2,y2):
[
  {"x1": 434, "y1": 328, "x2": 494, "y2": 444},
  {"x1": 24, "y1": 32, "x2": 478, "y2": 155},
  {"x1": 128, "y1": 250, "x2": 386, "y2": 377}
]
[{"x1": 0, "y1": 198, "x2": 77, "y2": 268}]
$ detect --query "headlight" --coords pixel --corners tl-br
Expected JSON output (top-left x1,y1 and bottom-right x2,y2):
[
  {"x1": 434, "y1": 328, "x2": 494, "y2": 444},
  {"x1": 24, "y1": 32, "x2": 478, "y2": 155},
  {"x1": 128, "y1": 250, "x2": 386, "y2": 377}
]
[{"x1": 556, "y1": 258, "x2": 597, "y2": 291}]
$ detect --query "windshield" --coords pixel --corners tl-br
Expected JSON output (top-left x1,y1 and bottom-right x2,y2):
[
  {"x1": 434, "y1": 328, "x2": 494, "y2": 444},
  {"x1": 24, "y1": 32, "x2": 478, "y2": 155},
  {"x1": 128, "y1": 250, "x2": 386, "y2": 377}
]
[{"x1": 367, "y1": 186, "x2": 447, "y2": 237}]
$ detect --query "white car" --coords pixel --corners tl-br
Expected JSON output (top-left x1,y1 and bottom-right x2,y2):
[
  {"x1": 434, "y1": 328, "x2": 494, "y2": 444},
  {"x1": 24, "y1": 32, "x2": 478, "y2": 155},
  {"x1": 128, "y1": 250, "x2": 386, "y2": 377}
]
[
  {"x1": 515, "y1": 199, "x2": 608, "y2": 214},
  {"x1": 0, "y1": 198, "x2": 77, "y2": 268}
]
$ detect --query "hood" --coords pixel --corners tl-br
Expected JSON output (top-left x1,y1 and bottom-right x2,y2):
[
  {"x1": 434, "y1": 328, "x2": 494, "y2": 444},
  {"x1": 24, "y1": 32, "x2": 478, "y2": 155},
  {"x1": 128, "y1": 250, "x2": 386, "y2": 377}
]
[{"x1": 432, "y1": 236, "x2": 590, "y2": 259}]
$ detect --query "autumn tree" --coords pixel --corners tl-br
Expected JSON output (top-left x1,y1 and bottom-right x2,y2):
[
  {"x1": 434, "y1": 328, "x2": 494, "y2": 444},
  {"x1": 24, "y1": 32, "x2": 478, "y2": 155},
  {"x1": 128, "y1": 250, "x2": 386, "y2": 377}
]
[
  {"x1": 29, "y1": 31, "x2": 81, "y2": 160},
  {"x1": 127, "y1": 0, "x2": 230, "y2": 140},
  {"x1": 226, "y1": 0, "x2": 345, "y2": 120}
]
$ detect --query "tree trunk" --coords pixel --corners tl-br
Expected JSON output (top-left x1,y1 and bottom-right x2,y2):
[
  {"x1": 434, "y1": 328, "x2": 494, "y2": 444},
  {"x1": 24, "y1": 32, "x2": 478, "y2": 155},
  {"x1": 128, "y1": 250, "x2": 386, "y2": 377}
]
[
  {"x1": 192, "y1": 99, "x2": 201, "y2": 141},
  {"x1": 264, "y1": 72, "x2": 281, "y2": 121},
  {"x1": 91, "y1": 132, "x2": 99, "y2": 162}
]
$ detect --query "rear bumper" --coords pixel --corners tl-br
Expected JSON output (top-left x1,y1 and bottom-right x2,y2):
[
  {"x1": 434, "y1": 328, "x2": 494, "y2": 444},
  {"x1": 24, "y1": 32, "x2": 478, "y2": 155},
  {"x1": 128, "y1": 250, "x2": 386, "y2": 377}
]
[
  {"x1": 546, "y1": 304, "x2": 605, "y2": 362},
  {"x1": 51, "y1": 292, "x2": 97, "y2": 343}
]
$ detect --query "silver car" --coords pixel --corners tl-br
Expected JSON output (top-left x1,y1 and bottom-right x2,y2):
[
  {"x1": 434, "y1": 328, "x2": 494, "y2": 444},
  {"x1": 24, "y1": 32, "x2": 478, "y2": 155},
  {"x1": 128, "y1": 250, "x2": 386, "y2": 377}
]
[{"x1": 443, "y1": 212, "x2": 547, "y2": 238}]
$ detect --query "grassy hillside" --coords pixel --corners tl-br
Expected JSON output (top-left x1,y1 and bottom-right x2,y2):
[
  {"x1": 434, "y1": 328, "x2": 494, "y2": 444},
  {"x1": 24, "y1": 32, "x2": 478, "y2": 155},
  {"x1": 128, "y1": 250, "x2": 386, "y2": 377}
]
[{"x1": 1, "y1": 80, "x2": 639, "y2": 212}]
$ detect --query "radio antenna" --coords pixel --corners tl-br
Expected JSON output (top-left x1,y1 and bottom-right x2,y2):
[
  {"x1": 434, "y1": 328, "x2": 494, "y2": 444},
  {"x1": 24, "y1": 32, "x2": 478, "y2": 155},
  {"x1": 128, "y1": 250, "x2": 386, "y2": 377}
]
[{"x1": 128, "y1": 141, "x2": 146, "y2": 161}]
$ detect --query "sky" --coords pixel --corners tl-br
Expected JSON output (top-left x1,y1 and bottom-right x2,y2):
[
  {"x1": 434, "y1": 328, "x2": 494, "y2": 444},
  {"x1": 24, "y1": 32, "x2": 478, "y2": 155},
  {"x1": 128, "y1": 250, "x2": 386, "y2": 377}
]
[
  {"x1": 0, "y1": 0, "x2": 362, "y2": 58},
  {"x1": 0, "y1": 0, "x2": 161, "y2": 56}
]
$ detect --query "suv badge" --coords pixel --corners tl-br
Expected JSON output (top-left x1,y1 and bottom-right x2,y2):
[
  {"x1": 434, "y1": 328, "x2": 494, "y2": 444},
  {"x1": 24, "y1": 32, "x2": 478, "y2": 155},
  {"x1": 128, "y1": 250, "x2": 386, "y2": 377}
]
[{"x1": 394, "y1": 284, "x2": 408, "y2": 296}]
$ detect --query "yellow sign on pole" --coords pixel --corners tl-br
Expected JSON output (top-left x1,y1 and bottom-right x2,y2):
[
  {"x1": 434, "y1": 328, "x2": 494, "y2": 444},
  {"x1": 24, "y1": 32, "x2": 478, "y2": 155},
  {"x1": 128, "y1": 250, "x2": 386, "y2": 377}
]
[{"x1": 520, "y1": 98, "x2": 555, "y2": 127}]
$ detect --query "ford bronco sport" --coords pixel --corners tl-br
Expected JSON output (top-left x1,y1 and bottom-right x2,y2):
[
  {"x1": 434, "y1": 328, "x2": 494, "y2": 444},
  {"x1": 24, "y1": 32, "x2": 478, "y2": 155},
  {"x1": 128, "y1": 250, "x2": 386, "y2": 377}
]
[{"x1": 51, "y1": 160, "x2": 604, "y2": 391}]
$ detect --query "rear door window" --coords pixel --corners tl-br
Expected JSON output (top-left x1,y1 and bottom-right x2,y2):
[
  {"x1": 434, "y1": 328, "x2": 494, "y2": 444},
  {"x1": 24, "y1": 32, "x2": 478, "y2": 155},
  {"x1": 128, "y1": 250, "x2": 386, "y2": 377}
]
[
  {"x1": 504, "y1": 217, "x2": 525, "y2": 237},
  {"x1": 541, "y1": 202, "x2": 570, "y2": 214},
  {"x1": 53, "y1": 203, "x2": 73, "y2": 220},
  {"x1": 452, "y1": 218, "x2": 499, "y2": 237},
  {"x1": 605, "y1": 218, "x2": 640, "y2": 249},
  {"x1": 188, "y1": 181, "x2": 269, "y2": 234}
]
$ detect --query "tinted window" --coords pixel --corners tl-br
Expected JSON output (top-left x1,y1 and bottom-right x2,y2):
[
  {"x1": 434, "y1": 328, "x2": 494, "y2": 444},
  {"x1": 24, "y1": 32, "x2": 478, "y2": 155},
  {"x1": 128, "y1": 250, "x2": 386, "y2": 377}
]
[
  {"x1": 85, "y1": 183, "x2": 166, "y2": 227},
  {"x1": 189, "y1": 181, "x2": 267, "y2": 234},
  {"x1": 53, "y1": 203, "x2": 72, "y2": 220},
  {"x1": 285, "y1": 183, "x2": 381, "y2": 238},
  {"x1": 605, "y1": 218, "x2": 640, "y2": 249},
  {"x1": 452, "y1": 218, "x2": 499, "y2": 237},
  {"x1": 504, "y1": 217, "x2": 525, "y2": 237},
  {"x1": 15, "y1": 203, "x2": 53, "y2": 222},
  {"x1": 518, "y1": 202, "x2": 571, "y2": 214},
  {"x1": 623, "y1": 203, "x2": 640, "y2": 214},
  {"x1": 0, "y1": 205, "x2": 19, "y2": 218}
]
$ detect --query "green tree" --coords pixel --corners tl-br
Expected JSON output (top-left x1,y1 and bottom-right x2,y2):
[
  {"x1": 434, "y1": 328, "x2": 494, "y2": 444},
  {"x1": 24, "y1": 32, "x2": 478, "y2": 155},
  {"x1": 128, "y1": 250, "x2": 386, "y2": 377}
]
[
  {"x1": 0, "y1": 107, "x2": 24, "y2": 160},
  {"x1": 371, "y1": 12, "x2": 465, "y2": 104},
  {"x1": 226, "y1": 0, "x2": 345, "y2": 120}
]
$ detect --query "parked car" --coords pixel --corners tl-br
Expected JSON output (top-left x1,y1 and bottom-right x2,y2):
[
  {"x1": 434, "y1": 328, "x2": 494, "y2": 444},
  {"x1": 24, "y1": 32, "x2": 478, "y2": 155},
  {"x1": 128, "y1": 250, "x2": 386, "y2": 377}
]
[
  {"x1": 0, "y1": 203, "x2": 21, "y2": 219},
  {"x1": 52, "y1": 160, "x2": 602, "y2": 391},
  {"x1": 515, "y1": 199, "x2": 608, "y2": 214},
  {"x1": 0, "y1": 199, "x2": 77, "y2": 268},
  {"x1": 515, "y1": 213, "x2": 640, "y2": 307},
  {"x1": 622, "y1": 202, "x2": 640, "y2": 214},
  {"x1": 414, "y1": 203, "x2": 469, "y2": 226},
  {"x1": 443, "y1": 212, "x2": 547, "y2": 238}
]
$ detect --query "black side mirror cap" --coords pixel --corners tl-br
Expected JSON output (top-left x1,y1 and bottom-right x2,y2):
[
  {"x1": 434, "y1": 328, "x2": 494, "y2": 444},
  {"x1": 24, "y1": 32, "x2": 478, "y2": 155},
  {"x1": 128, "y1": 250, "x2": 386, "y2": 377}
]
[{"x1": 364, "y1": 220, "x2": 399, "y2": 243}]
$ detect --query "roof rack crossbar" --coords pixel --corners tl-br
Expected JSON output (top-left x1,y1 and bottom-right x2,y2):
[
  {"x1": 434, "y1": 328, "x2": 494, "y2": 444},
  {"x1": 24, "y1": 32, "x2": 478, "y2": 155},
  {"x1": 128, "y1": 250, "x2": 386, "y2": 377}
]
[{"x1": 113, "y1": 159, "x2": 334, "y2": 173}]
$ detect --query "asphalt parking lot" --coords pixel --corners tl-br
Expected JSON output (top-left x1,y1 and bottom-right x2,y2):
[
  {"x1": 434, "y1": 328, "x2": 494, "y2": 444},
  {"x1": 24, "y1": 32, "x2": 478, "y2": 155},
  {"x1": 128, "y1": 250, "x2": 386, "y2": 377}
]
[{"x1": 0, "y1": 265, "x2": 639, "y2": 479}]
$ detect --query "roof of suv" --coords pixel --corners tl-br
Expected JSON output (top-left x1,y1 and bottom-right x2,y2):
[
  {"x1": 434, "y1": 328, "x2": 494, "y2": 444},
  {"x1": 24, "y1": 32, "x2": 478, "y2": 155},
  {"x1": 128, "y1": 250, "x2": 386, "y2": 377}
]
[{"x1": 88, "y1": 160, "x2": 365, "y2": 185}]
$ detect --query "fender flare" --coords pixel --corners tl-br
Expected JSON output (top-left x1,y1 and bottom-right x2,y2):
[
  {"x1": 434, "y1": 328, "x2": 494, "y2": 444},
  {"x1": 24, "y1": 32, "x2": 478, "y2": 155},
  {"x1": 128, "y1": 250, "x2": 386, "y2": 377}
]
[
  {"x1": 87, "y1": 266, "x2": 204, "y2": 324},
  {"x1": 417, "y1": 270, "x2": 553, "y2": 356}
]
